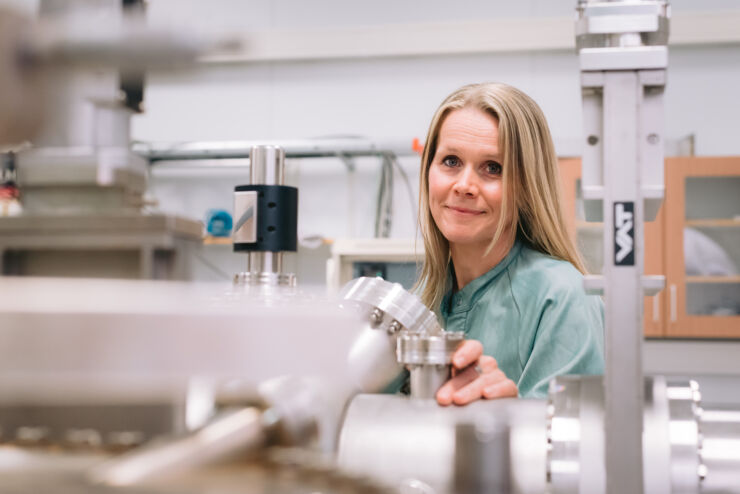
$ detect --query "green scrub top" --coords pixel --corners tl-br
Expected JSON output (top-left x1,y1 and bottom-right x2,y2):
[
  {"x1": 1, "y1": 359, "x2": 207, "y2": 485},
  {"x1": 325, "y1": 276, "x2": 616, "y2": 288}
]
[{"x1": 439, "y1": 239, "x2": 604, "y2": 398}]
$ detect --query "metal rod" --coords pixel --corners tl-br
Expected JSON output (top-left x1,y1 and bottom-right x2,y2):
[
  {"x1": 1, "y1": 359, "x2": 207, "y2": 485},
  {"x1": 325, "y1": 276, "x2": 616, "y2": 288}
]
[
  {"x1": 134, "y1": 138, "x2": 418, "y2": 163},
  {"x1": 88, "y1": 407, "x2": 267, "y2": 487}
]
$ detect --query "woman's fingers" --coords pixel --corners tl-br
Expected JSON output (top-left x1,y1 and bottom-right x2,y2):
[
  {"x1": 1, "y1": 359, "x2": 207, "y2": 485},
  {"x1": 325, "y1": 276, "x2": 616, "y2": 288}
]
[
  {"x1": 452, "y1": 368, "x2": 509, "y2": 405},
  {"x1": 435, "y1": 341, "x2": 518, "y2": 406},
  {"x1": 478, "y1": 355, "x2": 498, "y2": 373},
  {"x1": 436, "y1": 353, "x2": 513, "y2": 406},
  {"x1": 451, "y1": 340, "x2": 483, "y2": 370},
  {"x1": 436, "y1": 364, "x2": 478, "y2": 406},
  {"x1": 482, "y1": 378, "x2": 518, "y2": 399}
]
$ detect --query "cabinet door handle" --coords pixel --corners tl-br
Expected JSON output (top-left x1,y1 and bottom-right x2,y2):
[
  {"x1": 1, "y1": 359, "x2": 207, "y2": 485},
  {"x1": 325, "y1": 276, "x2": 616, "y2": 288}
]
[
  {"x1": 653, "y1": 293, "x2": 660, "y2": 323},
  {"x1": 669, "y1": 284, "x2": 677, "y2": 323}
]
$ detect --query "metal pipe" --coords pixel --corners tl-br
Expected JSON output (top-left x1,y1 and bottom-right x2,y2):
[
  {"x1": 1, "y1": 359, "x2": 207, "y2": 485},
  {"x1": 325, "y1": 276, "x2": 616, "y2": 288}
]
[
  {"x1": 88, "y1": 407, "x2": 268, "y2": 486},
  {"x1": 249, "y1": 145, "x2": 285, "y2": 186},
  {"x1": 135, "y1": 138, "x2": 418, "y2": 162},
  {"x1": 701, "y1": 408, "x2": 740, "y2": 494},
  {"x1": 248, "y1": 251, "x2": 282, "y2": 275},
  {"x1": 408, "y1": 364, "x2": 450, "y2": 400}
]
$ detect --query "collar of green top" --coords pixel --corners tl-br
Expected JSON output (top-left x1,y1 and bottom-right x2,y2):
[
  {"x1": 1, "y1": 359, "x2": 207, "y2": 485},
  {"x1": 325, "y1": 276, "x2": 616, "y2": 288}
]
[{"x1": 442, "y1": 239, "x2": 524, "y2": 315}]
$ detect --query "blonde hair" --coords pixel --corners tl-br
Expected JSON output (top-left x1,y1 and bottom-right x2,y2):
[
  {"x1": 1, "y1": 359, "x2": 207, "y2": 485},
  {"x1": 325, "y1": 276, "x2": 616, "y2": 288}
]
[{"x1": 416, "y1": 82, "x2": 587, "y2": 311}]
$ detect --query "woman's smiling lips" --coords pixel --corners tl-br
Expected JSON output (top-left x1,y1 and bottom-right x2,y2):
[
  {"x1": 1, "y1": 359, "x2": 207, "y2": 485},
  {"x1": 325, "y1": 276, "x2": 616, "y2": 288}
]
[{"x1": 446, "y1": 205, "x2": 485, "y2": 215}]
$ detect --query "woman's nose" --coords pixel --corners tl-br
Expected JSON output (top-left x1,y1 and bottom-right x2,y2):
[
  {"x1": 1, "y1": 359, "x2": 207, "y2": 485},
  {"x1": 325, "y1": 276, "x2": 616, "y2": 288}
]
[{"x1": 452, "y1": 166, "x2": 477, "y2": 196}]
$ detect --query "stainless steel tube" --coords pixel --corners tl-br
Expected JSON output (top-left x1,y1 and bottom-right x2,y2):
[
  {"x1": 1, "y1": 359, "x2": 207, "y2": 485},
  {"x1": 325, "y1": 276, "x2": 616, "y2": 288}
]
[
  {"x1": 250, "y1": 145, "x2": 285, "y2": 186},
  {"x1": 248, "y1": 251, "x2": 282, "y2": 275},
  {"x1": 701, "y1": 408, "x2": 740, "y2": 494},
  {"x1": 408, "y1": 364, "x2": 450, "y2": 400},
  {"x1": 88, "y1": 407, "x2": 267, "y2": 486}
]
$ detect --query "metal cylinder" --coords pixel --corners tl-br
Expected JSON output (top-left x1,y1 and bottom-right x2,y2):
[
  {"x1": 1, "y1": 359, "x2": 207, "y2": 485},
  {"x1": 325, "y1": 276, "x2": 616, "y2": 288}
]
[
  {"x1": 338, "y1": 376, "x2": 740, "y2": 494},
  {"x1": 233, "y1": 145, "x2": 296, "y2": 286},
  {"x1": 397, "y1": 332, "x2": 463, "y2": 399},
  {"x1": 408, "y1": 364, "x2": 450, "y2": 400},
  {"x1": 345, "y1": 320, "x2": 403, "y2": 394},
  {"x1": 248, "y1": 251, "x2": 282, "y2": 276},
  {"x1": 339, "y1": 277, "x2": 463, "y2": 398},
  {"x1": 337, "y1": 394, "x2": 548, "y2": 494},
  {"x1": 701, "y1": 407, "x2": 740, "y2": 494},
  {"x1": 250, "y1": 145, "x2": 285, "y2": 186},
  {"x1": 547, "y1": 375, "x2": 704, "y2": 494}
]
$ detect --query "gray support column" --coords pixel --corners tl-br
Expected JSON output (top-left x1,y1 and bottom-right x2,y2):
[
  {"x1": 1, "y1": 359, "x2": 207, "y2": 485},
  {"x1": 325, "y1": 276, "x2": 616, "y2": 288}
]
[{"x1": 602, "y1": 71, "x2": 645, "y2": 494}]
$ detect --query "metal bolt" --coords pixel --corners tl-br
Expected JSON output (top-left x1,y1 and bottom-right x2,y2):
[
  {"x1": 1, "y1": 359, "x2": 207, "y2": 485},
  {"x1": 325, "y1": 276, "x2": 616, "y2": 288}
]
[
  {"x1": 65, "y1": 428, "x2": 102, "y2": 447},
  {"x1": 587, "y1": 135, "x2": 599, "y2": 146},
  {"x1": 369, "y1": 308, "x2": 384, "y2": 327},
  {"x1": 108, "y1": 431, "x2": 146, "y2": 448},
  {"x1": 387, "y1": 320, "x2": 403, "y2": 334},
  {"x1": 647, "y1": 133, "x2": 660, "y2": 144},
  {"x1": 16, "y1": 426, "x2": 50, "y2": 444}
]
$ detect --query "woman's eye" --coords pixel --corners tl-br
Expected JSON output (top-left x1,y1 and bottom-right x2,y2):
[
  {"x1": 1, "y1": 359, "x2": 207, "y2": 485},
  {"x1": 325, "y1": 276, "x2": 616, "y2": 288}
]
[
  {"x1": 442, "y1": 156, "x2": 460, "y2": 167},
  {"x1": 485, "y1": 161, "x2": 502, "y2": 175}
]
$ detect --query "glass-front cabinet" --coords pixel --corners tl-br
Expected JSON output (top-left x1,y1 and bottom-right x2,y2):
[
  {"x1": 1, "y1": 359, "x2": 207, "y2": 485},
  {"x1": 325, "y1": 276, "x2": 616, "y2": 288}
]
[
  {"x1": 559, "y1": 156, "x2": 740, "y2": 339},
  {"x1": 665, "y1": 157, "x2": 740, "y2": 337}
]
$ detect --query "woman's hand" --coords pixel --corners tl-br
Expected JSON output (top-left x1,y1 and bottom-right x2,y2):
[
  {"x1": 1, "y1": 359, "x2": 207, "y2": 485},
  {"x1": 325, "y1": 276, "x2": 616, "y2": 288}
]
[{"x1": 436, "y1": 339, "x2": 518, "y2": 406}]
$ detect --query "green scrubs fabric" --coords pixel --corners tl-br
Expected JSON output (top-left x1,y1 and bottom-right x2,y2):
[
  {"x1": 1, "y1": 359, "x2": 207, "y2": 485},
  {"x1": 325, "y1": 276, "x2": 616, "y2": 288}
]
[{"x1": 440, "y1": 240, "x2": 604, "y2": 398}]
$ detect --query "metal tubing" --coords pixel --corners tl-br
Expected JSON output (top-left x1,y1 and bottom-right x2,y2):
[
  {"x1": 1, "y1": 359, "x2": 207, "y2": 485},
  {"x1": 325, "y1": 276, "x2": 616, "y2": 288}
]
[
  {"x1": 408, "y1": 364, "x2": 449, "y2": 400},
  {"x1": 88, "y1": 407, "x2": 267, "y2": 486},
  {"x1": 248, "y1": 251, "x2": 282, "y2": 275},
  {"x1": 249, "y1": 145, "x2": 285, "y2": 186},
  {"x1": 338, "y1": 394, "x2": 548, "y2": 494},
  {"x1": 701, "y1": 408, "x2": 740, "y2": 494}
]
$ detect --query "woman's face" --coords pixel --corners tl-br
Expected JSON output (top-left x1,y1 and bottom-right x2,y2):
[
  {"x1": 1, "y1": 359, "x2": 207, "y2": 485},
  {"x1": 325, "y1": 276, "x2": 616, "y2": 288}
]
[{"x1": 428, "y1": 106, "x2": 512, "y2": 250}]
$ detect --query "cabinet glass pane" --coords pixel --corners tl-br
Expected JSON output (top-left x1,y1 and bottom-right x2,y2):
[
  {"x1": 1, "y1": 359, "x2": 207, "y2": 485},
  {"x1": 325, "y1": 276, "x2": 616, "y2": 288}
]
[
  {"x1": 684, "y1": 227, "x2": 740, "y2": 276},
  {"x1": 686, "y1": 282, "x2": 740, "y2": 316},
  {"x1": 685, "y1": 177, "x2": 740, "y2": 221},
  {"x1": 683, "y1": 176, "x2": 740, "y2": 317}
]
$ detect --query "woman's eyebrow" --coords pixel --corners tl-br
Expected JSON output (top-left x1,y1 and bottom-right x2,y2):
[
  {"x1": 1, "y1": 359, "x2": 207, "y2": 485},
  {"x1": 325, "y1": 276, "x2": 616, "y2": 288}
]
[
  {"x1": 437, "y1": 145, "x2": 500, "y2": 160},
  {"x1": 436, "y1": 145, "x2": 459, "y2": 154}
]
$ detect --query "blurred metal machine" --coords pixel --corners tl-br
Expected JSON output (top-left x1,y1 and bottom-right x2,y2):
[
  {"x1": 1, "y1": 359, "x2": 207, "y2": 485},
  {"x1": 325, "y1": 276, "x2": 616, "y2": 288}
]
[
  {"x1": 335, "y1": 279, "x2": 740, "y2": 494},
  {"x1": 339, "y1": 276, "x2": 464, "y2": 399},
  {"x1": 0, "y1": 0, "x2": 234, "y2": 280}
]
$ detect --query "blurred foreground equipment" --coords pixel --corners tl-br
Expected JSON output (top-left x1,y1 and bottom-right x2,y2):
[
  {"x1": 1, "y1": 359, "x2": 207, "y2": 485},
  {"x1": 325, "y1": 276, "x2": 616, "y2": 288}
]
[
  {"x1": 1, "y1": 276, "x2": 739, "y2": 494},
  {"x1": 0, "y1": 0, "x2": 238, "y2": 279}
]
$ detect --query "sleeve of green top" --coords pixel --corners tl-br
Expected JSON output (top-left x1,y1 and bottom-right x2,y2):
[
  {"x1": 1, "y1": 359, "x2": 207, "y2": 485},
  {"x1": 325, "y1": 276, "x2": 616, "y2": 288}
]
[{"x1": 517, "y1": 287, "x2": 605, "y2": 398}]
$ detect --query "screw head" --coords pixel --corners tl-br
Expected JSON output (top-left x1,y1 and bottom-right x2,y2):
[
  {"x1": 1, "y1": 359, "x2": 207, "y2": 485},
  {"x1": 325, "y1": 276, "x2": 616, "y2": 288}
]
[
  {"x1": 587, "y1": 135, "x2": 599, "y2": 146},
  {"x1": 387, "y1": 320, "x2": 403, "y2": 334},
  {"x1": 369, "y1": 308, "x2": 384, "y2": 327}
]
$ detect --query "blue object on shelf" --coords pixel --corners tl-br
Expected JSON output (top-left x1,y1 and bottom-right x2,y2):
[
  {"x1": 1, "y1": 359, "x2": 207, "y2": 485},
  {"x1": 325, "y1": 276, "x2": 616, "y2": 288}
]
[{"x1": 205, "y1": 209, "x2": 233, "y2": 237}]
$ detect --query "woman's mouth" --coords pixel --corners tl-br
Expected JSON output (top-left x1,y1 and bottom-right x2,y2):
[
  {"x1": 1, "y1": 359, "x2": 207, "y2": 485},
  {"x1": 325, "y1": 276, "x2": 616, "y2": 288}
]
[{"x1": 446, "y1": 205, "x2": 484, "y2": 215}]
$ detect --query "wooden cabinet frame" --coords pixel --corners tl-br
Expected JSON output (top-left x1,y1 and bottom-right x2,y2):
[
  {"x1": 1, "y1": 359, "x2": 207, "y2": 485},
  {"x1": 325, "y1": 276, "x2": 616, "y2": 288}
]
[{"x1": 664, "y1": 157, "x2": 740, "y2": 338}]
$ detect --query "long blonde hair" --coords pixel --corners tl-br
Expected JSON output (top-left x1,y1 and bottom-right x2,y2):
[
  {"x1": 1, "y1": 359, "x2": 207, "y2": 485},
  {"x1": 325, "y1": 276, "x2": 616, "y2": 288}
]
[{"x1": 416, "y1": 82, "x2": 586, "y2": 311}]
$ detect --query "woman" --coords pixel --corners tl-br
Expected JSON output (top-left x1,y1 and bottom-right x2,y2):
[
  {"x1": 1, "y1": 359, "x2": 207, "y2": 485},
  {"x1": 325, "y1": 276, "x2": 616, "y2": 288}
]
[{"x1": 415, "y1": 82, "x2": 604, "y2": 405}]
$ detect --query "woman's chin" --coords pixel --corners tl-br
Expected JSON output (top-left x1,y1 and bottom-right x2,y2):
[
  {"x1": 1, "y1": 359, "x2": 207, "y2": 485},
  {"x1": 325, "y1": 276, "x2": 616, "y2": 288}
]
[{"x1": 445, "y1": 233, "x2": 490, "y2": 248}]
